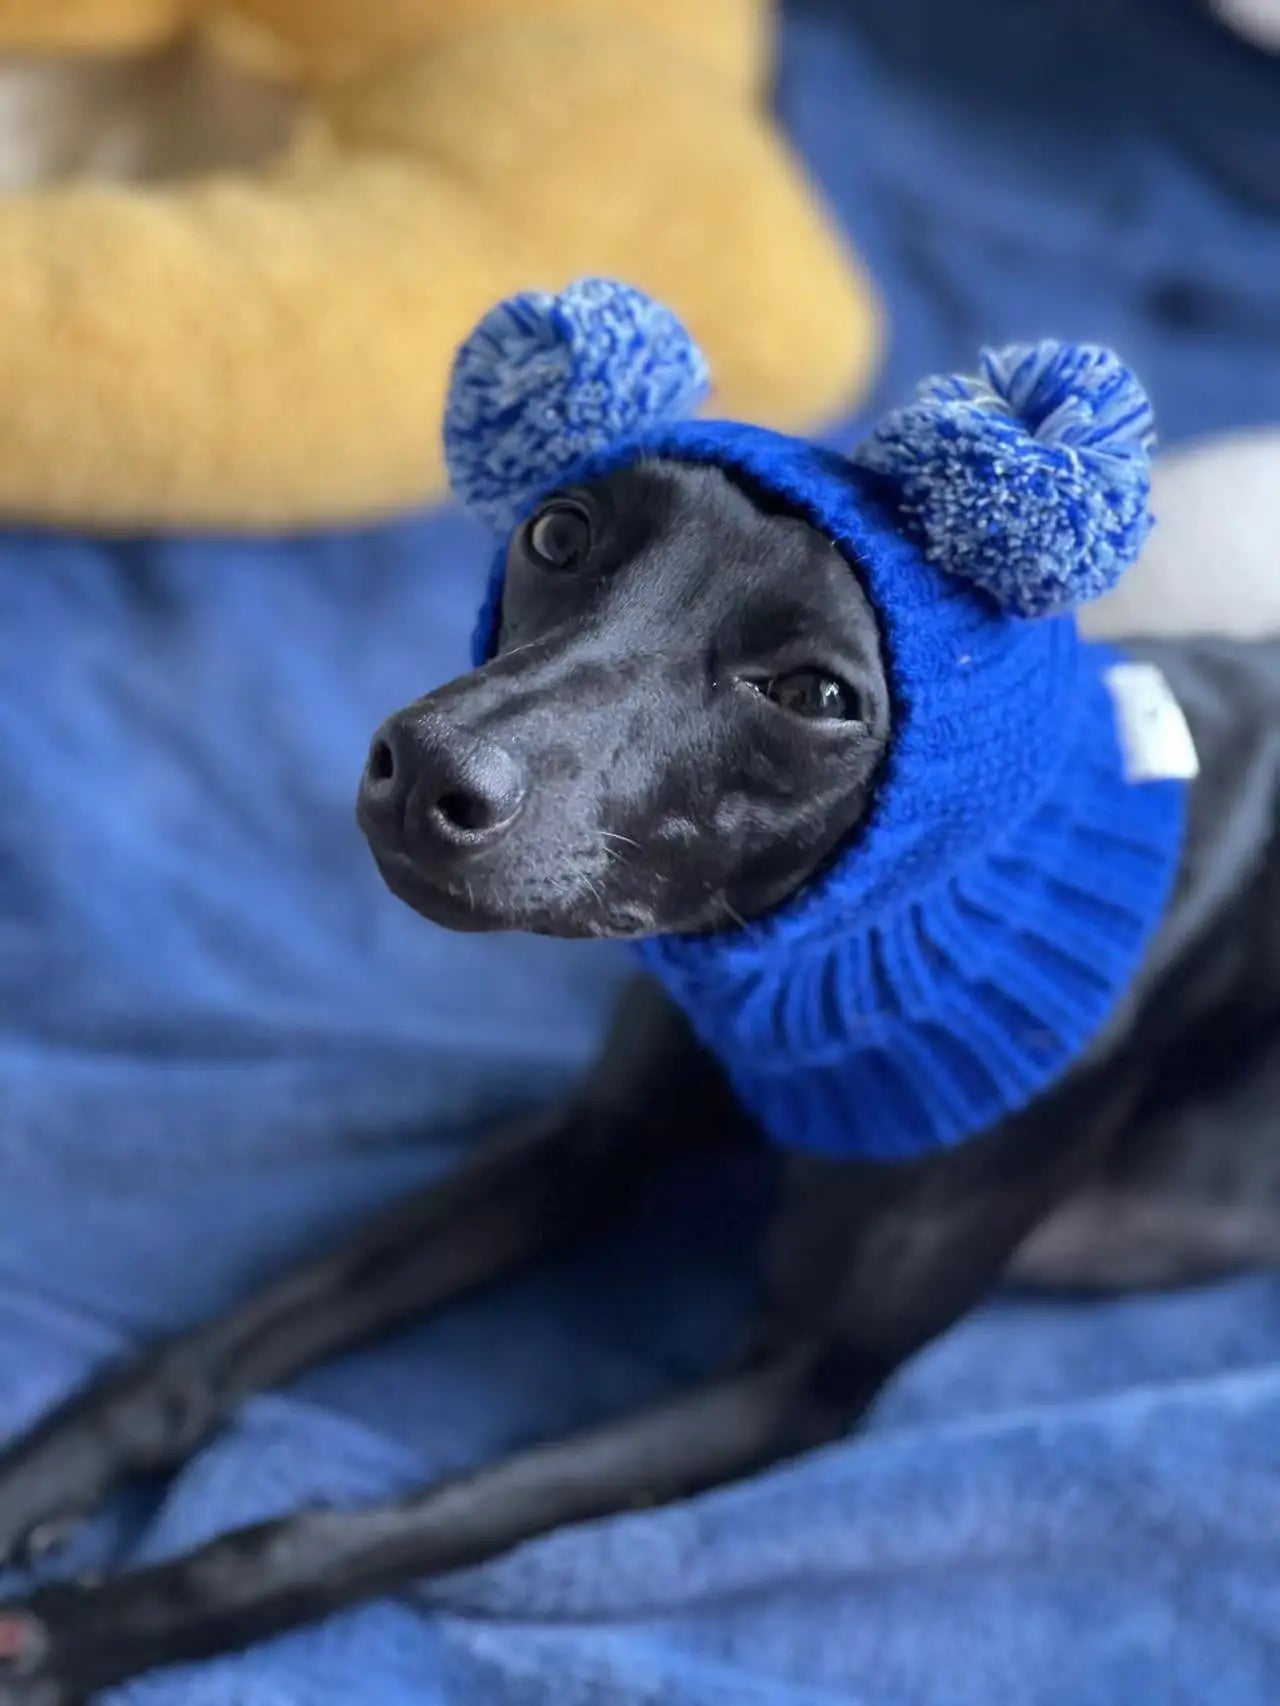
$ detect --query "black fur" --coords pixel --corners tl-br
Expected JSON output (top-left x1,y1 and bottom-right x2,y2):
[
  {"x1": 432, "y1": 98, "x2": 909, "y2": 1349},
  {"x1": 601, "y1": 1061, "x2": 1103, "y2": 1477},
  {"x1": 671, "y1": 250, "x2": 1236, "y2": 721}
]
[
  {"x1": 357, "y1": 463, "x2": 890, "y2": 938},
  {"x1": 1, "y1": 463, "x2": 1277, "y2": 1704}
]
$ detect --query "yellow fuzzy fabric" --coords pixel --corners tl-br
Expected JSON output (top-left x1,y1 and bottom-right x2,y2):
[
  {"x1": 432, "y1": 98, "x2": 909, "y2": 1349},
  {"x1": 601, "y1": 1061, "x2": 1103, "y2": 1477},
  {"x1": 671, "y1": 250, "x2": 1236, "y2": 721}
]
[
  {"x1": 0, "y1": 0, "x2": 880, "y2": 529},
  {"x1": 0, "y1": 0, "x2": 191, "y2": 54}
]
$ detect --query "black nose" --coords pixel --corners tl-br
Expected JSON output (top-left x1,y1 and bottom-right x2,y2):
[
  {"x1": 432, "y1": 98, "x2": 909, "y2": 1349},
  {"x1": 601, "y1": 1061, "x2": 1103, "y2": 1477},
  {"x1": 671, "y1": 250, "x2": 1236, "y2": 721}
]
[{"x1": 358, "y1": 712, "x2": 526, "y2": 855}]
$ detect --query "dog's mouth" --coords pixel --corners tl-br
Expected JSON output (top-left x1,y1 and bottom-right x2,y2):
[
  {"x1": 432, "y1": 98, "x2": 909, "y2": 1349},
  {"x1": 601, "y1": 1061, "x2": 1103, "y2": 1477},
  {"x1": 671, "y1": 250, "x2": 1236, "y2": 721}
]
[
  {"x1": 370, "y1": 850, "x2": 515, "y2": 934},
  {"x1": 367, "y1": 846, "x2": 660, "y2": 941}
]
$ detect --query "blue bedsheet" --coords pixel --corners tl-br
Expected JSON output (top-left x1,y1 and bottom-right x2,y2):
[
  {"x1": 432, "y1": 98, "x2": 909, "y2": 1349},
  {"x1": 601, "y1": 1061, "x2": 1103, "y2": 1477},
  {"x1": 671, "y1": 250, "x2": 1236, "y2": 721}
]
[{"x1": 4, "y1": 0, "x2": 1280, "y2": 1699}]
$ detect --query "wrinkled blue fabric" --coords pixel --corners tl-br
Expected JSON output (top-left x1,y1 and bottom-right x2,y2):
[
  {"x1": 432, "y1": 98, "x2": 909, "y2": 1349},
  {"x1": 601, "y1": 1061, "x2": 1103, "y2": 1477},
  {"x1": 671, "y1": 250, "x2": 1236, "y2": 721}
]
[
  {"x1": 785, "y1": 0, "x2": 1280, "y2": 446},
  {"x1": 4, "y1": 0, "x2": 1280, "y2": 1699}
]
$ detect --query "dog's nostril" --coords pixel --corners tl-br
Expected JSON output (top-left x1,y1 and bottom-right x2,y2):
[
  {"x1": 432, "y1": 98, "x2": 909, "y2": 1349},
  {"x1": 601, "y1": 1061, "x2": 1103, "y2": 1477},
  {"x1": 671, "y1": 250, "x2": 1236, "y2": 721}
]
[
  {"x1": 367, "y1": 738, "x2": 395, "y2": 785},
  {"x1": 429, "y1": 745, "x2": 526, "y2": 842},
  {"x1": 436, "y1": 789, "x2": 489, "y2": 832}
]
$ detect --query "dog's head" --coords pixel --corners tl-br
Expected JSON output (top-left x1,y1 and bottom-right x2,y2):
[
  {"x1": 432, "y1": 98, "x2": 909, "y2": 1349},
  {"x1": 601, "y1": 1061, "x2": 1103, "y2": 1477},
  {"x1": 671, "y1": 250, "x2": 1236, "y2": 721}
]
[
  {"x1": 358, "y1": 280, "x2": 1156, "y2": 944},
  {"x1": 357, "y1": 458, "x2": 891, "y2": 938}
]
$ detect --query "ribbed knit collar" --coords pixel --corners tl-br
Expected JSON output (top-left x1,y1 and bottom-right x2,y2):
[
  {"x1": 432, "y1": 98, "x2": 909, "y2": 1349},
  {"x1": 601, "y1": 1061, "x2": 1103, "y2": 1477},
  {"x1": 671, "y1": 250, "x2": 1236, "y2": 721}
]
[{"x1": 636, "y1": 646, "x2": 1184, "y2": 1159}]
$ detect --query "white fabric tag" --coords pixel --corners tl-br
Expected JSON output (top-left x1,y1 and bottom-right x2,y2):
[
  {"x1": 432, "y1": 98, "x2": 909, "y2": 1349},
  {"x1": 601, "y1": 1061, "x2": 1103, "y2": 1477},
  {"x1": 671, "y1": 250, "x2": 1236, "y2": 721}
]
[{"x1": 1105, "y1": 661, "x2": 1200, "y2": 784}]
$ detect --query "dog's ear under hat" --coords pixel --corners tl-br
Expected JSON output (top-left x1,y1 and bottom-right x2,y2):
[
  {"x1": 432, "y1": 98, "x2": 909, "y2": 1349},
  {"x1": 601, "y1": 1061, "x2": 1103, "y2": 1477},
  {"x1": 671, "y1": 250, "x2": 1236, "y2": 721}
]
[
  {"x1": 444, "y1": 277, "x2": 709, "y2": 536},
  {"x1": 853, "y1": 341, "x2": 1156, "y2": 617}
]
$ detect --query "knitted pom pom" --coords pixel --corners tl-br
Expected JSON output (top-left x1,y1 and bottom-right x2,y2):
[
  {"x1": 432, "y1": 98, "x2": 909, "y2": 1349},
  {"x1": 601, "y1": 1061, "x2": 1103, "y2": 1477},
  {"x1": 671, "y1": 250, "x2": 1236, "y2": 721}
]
[
  {"x1": 445, "y1": 278, "x2": 709, "y2": 534},
  {"x1": 855, "y1": 341, "x2": 1156, "y2": 616}
]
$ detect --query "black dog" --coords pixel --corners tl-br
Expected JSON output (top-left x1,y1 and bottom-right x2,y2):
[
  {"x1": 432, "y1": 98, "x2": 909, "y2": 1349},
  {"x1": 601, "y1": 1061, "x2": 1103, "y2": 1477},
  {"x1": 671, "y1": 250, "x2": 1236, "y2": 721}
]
[{"x1": 1, "y1": 460, "x2": 1279, "y2": 1703}]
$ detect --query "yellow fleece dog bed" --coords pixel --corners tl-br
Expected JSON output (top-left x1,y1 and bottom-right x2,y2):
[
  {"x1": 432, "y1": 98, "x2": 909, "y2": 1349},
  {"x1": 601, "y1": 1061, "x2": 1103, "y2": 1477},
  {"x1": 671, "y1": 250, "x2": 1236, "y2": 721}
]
[{"x1": 0, "y1": 0, "x2": 880, "y2": 529}]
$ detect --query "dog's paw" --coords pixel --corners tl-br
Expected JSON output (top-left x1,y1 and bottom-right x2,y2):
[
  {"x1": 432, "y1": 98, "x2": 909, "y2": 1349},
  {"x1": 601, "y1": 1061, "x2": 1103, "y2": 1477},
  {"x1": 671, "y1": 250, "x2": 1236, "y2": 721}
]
[
  {"x1": 0, "y1": 1509, "x2": 91, "y2": 1575},
  {"x1": 0, "y1": 1351, "x2": 191, "y2": 1569},
  {"x1": 0, "y1": 1445, "x2": 93, "y2": 1572},
  {"x1": 0, "y1": 1603, "x2": 80, "y2": 1706}
]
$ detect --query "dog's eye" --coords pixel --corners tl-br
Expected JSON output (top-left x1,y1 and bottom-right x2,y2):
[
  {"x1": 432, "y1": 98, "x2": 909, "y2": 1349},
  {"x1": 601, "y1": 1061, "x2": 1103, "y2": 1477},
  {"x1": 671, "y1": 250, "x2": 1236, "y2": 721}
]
[
  {"x1": 525, "y1": 502, "x2": 591, "y2": 570},
  {"x1": 761, "y1": 671, "x2": 857, "y2": 721}
]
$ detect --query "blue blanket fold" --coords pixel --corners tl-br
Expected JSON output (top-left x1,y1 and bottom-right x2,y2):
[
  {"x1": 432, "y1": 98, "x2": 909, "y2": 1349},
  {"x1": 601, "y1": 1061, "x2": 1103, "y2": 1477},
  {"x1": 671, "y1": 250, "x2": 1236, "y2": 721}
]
[{"x1": 4, "y1": 0, "x2": 1280, "y2": 1698}]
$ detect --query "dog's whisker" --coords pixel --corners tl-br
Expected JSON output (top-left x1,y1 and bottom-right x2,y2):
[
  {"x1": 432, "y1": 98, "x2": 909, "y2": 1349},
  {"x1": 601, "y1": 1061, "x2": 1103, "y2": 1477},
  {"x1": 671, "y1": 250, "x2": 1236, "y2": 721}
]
[{"x1": 581, "y1": 873, "x2": 605, "y2": 908}]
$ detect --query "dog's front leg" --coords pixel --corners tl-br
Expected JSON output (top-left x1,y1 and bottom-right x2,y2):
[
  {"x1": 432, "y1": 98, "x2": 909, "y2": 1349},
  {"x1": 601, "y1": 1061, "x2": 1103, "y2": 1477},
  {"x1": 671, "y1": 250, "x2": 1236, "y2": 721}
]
[
  {"x1": 0, "y1": 981, "x2": 727, "y2": 1580},
  {"x1": 0, "y1": 1104, "x2": 613, "y2": 1569},
  {"x1": 0, "y1": 1072, "x2": 1123, "y2": 1703},
  {"x1": 0, "y1": 979, "x2": 714, "y2": 1578},
  {"x1": 0, "y1": 1340, "x2": 828, "y2": 1705},
  {"x1": 0, "y1": 1064, "x2": 1127, "y2": 1702},
  {"x1": 0, "y1": 971, "x2": 727, "y2": 1580}
]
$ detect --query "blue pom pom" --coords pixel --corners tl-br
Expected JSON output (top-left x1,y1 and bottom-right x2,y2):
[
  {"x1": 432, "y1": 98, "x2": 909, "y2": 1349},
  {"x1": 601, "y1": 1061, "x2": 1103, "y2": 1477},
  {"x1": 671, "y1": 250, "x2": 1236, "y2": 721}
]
[
  {"x1": 444, "y1": 277, "x2": 709, "y2": 534},
  {"x1": 855, "y1": 341, "x2": 1156, "y2": 617}
]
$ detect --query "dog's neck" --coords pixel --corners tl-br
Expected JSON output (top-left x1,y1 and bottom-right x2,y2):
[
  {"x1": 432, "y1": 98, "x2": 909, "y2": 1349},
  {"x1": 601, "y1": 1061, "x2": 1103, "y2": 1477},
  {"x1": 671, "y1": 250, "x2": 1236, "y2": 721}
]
[{"x1": 636, "y1": 635, "x2": 1188, "y2": 1162}]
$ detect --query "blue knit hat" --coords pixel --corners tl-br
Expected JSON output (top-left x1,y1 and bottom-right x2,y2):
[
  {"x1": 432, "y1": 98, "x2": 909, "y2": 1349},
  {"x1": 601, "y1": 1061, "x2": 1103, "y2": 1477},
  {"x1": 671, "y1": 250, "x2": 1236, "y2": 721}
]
[{"x1": 444, "y1": 279, "x2": 1188, "y2": 1162}]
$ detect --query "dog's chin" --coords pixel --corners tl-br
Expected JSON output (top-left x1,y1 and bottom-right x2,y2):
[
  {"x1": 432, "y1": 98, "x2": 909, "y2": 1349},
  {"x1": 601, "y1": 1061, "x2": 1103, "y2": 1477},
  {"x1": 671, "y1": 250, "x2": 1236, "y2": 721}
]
[{"x1": 369, "y1": 850, "x2": 655, "y2": 941}]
